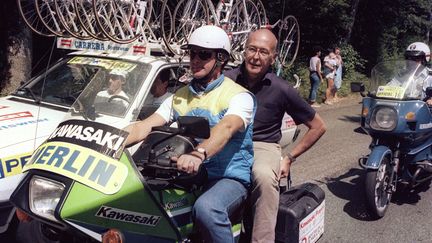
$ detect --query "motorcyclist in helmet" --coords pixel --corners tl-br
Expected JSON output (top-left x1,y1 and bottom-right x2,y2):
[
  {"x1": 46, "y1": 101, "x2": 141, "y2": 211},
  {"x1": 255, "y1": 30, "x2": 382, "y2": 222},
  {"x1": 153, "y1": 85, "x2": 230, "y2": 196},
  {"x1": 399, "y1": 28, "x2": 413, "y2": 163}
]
[
  {"x1": 405, "y1": 42, "x2": 432, "y2": 105},
  {"x1": 125, "y1": 25, "x2": 256, "y2": 242}
]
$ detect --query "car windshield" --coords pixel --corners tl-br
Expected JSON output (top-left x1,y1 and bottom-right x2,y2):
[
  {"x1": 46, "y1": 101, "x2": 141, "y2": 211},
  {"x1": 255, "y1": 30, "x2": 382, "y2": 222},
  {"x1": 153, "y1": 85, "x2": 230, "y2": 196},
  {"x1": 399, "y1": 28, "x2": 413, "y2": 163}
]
[
  {"x1": 64, "y1": 56, "x2": 150, "y2": 120},
  {"x1": 368, "y1": 60, "x2": 431, "y2": 100},
  {"x1": 12, "y1": 55, "x2": 149, "y2": 109}
]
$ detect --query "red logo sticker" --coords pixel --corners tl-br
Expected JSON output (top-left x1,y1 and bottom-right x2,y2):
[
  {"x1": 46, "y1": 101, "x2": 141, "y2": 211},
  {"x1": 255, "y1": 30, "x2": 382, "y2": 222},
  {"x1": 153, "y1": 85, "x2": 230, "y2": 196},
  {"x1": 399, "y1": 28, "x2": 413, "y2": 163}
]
[
  {"x1": 0, "y1": 105, "x2": 8, "y2": 109},
  {"x1": 60, "y1": 39, "x2": 72, "y2": 47},
  {"x1": 0, "y1": 111, "x2": 33, "y2": 121},
  {"x1": 133, "y1": 45, "x2": 146, "y2": 54}
]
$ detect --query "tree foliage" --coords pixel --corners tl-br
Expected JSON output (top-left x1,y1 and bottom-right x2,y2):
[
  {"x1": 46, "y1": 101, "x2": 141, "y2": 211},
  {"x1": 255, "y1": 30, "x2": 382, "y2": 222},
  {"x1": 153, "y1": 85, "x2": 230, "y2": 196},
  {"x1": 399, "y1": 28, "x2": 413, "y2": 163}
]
[{"x1": 0, "y1": 0, "x2": 431, "y2": 94}]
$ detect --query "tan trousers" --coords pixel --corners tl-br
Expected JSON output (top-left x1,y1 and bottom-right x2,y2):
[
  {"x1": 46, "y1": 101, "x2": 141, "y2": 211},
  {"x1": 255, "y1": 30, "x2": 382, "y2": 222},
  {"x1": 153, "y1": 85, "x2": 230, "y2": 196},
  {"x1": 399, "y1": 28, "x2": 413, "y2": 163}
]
[{"x1": 250, "y1": 141, "x2": 281, "y2": 243}]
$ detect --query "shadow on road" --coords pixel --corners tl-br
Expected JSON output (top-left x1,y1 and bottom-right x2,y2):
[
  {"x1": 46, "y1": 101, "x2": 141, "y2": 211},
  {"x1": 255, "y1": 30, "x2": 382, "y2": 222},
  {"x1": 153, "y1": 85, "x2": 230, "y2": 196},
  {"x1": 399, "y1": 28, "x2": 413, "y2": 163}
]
[
  {"x1": 323, "y1": 167, "x2": 377, "y2": 221},
  {"x1": 353, "y1": 126, "x2": 367, "y2": 135},
  {"x1": 391, "y1": 180, "x2": 431, "y2": 205},
  {"x1": 338, "y1": 115, "x2": 361, "y2": 123},
  {"x1": 323, "y1": 166, "x2": 432, "y2": 222}
]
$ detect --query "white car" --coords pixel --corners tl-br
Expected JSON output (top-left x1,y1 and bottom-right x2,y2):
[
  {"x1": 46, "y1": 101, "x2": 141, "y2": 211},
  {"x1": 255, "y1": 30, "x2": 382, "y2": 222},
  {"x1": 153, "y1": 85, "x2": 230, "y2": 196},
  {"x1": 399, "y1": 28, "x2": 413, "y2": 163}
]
[{"x1": 0, "y1": 40, "x2": 299, "y2": 237}]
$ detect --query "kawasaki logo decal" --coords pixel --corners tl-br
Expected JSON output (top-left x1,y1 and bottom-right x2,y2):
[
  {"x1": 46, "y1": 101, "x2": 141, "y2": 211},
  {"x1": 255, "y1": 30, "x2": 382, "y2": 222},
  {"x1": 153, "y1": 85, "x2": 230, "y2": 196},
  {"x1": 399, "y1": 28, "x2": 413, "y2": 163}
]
[
  {"x1": 47, "y1": 119, "x2": 128, "y2": 158},
  {"x1": 96, "y1": 206, "x2": 161, "y2": 227}
]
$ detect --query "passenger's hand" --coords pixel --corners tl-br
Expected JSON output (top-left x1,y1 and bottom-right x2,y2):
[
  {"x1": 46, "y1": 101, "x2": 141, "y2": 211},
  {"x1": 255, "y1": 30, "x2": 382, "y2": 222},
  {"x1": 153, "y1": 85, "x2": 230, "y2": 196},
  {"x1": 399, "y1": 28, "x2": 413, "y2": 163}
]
[
  {"x1": 279, "y1": 156, "x2": 291, "y2": 179},
  {"x1": 172, "y1": 153, "x2": 203, "y2": 174}
]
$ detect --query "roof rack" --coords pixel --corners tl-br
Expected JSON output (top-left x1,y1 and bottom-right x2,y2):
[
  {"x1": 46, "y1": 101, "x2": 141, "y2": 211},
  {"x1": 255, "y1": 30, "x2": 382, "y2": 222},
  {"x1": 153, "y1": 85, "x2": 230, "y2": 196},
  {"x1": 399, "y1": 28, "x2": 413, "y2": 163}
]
[{"x1": 57, "y1": 37, "x2": 169, "y2": 57}]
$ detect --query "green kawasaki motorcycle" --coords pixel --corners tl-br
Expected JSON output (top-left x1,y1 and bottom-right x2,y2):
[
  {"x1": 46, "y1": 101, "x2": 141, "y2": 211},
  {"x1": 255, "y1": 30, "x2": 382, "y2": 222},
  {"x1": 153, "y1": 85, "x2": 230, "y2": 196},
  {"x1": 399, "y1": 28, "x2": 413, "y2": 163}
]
[
  {"x1": 9, "y1": 76, "x2": 239, "y2": 242},
  {"x1": 9, "y1": 67, "x2": 325, "y2": 243}
]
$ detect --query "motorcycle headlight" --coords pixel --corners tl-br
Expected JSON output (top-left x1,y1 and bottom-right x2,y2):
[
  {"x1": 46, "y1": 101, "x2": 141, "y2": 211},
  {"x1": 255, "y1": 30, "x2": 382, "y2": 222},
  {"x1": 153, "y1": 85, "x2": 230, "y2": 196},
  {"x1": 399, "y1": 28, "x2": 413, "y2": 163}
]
[
  {"x1": 29, "y1": 176, "x2": 65, "y2": 223},
  {"x1": 370, "y1": 106, "x2": 397, "y2": 131}
]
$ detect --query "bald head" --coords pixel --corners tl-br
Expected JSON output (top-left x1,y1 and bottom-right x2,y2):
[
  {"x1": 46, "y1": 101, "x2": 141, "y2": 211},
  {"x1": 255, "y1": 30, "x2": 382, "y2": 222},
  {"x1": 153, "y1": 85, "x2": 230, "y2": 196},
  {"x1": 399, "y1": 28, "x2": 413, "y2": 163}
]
[{"x1": 246, "y1": 29, "x2": 278, "y2": 54}]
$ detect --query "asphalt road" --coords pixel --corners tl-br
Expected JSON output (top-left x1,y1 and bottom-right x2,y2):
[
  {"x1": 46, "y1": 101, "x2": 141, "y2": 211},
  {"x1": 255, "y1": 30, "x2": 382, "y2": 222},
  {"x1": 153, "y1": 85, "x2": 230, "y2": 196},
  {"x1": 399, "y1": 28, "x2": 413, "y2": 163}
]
[
  {"x1": 287, "y1": 95, "x2": 432, "y2": 243},
  {"x1": 2, "y1": 95, "x2": 431, "y2": 243}
]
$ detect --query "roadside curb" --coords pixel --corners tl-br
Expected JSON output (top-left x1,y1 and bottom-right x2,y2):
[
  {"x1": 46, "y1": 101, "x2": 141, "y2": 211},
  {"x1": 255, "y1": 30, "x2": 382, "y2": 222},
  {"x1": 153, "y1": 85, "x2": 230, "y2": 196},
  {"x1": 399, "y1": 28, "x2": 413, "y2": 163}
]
[{"x1": 312, "y1": 94, "x2": 363, "y2": 112}]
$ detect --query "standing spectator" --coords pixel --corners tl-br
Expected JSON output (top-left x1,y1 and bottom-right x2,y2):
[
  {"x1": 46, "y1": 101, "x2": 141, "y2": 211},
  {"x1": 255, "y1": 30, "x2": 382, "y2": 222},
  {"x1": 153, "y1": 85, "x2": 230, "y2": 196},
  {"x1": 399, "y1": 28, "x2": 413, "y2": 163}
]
[
  {"x1": 323, "y1": 50, "x2": 338, "y2": 105},
  {"x1": 333, "y1": 47, "x2": 343, "y2": 102},
  {"x1": 225, "y1": 29, "x2": 326, "y2": 243},
  {"x1": 308, "y1": 46, "x2": 323, "y2": 108}
]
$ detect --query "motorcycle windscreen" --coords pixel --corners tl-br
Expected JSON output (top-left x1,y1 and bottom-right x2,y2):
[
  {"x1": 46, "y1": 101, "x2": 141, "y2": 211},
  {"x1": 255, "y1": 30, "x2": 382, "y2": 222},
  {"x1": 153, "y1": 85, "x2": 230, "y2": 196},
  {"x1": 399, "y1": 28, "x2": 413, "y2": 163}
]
[{"x1": 368, "y1": 60, "x2": 430, "y2": 100}]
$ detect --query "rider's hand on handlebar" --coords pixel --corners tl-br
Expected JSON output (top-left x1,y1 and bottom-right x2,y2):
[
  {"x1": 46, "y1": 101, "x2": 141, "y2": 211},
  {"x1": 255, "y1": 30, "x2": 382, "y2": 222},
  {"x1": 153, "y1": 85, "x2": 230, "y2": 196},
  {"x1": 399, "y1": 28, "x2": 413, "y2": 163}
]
[
  {"x1": 172, "y1": 153, "x2": 203, "y2": 174},
  {"x1": 427, "y1": 98, "x2": 432, "y2": 106}
]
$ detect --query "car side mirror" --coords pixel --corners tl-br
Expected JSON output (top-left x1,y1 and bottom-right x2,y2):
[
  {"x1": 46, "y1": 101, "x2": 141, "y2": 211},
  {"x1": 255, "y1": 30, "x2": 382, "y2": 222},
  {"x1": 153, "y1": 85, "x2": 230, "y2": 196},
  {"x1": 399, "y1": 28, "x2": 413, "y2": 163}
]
[
  {"x1": 350, "y1": 82, "x2": 366, "y2": 97},
  {"x1": 177, "y1": 116, "x2": 210, "y2": 139}
]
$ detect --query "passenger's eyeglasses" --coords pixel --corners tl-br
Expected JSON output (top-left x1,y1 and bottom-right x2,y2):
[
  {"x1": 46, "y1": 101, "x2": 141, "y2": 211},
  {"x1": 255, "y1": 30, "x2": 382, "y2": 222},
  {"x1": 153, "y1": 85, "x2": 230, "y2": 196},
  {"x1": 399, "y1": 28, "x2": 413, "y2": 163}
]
[
  {"x1": 189, "y1": 50, "x2": 214, "y2": 61},
  {"x1": 245, "y1": 46, "x2": 272, "y2": 58}
]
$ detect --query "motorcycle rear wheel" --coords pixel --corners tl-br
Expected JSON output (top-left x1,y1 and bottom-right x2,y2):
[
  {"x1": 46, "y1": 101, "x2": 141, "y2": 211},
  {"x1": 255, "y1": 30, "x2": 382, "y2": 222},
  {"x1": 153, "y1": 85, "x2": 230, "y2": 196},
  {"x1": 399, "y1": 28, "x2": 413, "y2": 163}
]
[{"x1": 365, "y1": 156, "x2": 393, "y2": 218}]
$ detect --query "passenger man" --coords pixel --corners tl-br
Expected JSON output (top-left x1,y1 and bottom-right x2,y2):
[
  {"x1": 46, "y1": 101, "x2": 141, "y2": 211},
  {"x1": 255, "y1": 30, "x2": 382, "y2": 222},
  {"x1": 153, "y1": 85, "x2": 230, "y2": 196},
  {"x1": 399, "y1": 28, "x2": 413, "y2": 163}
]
[{"x1": 225, "y1": 29, "x2": 326, "y2": 243}]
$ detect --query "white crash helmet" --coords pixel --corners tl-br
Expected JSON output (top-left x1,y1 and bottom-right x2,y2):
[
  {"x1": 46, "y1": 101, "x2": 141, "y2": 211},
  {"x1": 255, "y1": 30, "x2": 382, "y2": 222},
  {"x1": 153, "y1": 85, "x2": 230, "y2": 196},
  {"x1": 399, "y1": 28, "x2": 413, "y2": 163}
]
[
  {"x1": 181, "y1": 25, "x2": 231, "y2": 56},
  {"x1": 109, "y1": 69, "x2": 127, "y2": 80},
  {"x1": 405, "y1": 42, "x2": 431, "y2": 63}
]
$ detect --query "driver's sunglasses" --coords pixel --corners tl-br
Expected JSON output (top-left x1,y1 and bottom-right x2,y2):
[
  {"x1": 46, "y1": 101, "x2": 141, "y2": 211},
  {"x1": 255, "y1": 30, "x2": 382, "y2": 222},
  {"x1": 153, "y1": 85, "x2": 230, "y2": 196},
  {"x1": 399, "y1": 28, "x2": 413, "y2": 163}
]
[{"x1": 189, "y1": 50, "x2": 214, "y2": 61}]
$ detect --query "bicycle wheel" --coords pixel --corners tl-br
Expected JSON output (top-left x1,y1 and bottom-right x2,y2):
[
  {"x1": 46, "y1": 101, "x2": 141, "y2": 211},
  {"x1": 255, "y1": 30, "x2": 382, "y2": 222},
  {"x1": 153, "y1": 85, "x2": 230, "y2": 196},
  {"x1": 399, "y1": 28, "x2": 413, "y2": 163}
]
[
  {"x1": 278, "y1": 15, "x2": 300, "y2": 67},
  {"x1": 94, "y1": 0, "x2": 152, "y2": 44},
  {"x1": 144, "y1": 0, "x2": 171, "y2": 43},
  {"x1": 35, "y1": 0, "x2": 68, "y2": 37},
  {"x1": 17, "y1": 0, "x2": 54, "y2": 37},
  {"x1": 55, "y1": 0, "x2": 92, "y2": 39},
  {"x1": 162, "y1": 0, "x2": 209, "y2": 56},
  {"x1": 228, "y1": 0, "x2": 260, "y2": 55},
  {"x1": 74, "y1": 0, "x2": 108, "y2": 41},
  {"x1": 253, "y1": 0, "x2": 267, "y2": 25}
]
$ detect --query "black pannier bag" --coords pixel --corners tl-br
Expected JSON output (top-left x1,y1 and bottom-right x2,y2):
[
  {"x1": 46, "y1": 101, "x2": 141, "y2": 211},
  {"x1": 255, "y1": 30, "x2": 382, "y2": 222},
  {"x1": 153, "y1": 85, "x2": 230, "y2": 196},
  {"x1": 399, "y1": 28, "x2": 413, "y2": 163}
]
[{"x1": 275, "y1": 182, "x2": 325, "y2": 243}]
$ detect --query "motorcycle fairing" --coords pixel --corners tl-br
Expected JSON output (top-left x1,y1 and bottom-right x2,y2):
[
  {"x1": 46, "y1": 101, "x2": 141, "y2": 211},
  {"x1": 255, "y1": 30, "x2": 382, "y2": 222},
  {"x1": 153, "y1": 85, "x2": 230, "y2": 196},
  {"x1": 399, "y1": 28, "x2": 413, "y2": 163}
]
[
  {"x1": 59, "y1": 152, "x2": 181, "y2": 240},
  {"x1": 363, "y1": 98, "x2": 432, "y2": 139},
  {"x1": 365, "y1": 145, "x2": 392, "y2": 169},
  {"x1": 23, "y1": 141, "x2": 128, "y2": 195}
]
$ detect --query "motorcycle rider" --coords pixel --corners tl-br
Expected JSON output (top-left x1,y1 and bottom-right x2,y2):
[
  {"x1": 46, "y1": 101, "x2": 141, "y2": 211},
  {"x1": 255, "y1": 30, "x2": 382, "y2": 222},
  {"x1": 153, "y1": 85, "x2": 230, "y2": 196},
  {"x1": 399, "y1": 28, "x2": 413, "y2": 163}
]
[
  {"x1": 404, "y1": 42, "x2": 432, "y2": 105},
  {"x1": 125, "y1": 25, "x2": 256, "y2": 243}
]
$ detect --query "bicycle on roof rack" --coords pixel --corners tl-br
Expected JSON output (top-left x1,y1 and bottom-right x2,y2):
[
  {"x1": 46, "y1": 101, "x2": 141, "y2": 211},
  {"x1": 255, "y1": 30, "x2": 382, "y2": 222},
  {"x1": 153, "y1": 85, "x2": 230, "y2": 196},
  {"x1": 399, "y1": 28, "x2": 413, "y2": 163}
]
[
  {"x1": 159, "y1": 0, "x2": 264, "y2": 60},
  {"x1": 16, "y1": 0, "x2": 299, "y2": 68}
]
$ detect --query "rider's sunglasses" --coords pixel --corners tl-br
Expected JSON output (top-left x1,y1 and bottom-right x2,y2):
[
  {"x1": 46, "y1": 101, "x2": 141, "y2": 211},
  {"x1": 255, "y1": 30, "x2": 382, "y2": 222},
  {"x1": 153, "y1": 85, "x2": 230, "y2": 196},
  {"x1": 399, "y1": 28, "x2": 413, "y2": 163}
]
[{"x1": 189, "y1": 50, "x2": 214, "y2": 61}]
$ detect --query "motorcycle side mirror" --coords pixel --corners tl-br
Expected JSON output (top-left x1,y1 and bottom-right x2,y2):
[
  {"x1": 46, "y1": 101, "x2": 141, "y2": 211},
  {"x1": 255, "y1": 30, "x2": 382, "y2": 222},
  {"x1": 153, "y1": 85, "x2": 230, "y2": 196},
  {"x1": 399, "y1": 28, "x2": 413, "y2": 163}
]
[
  {"x1": 350, "y1": 82, "x2": 366, "y2": 97},
  {"x1": 426, "y1": 87, "x2": 432, "y2": 98},
  {"x1": 177, "y1": 116, "x2": 210, "y2": 139}
]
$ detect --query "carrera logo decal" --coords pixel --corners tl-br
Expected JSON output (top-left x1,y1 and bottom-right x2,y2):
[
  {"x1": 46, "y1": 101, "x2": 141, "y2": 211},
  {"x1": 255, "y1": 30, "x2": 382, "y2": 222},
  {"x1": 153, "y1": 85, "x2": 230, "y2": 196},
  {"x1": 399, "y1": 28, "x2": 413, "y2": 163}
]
[
  {"x1": 47, "y1": 120, "x2": 128, "y2": 158},
  {"x1": 96, "y1": 206, "x2": 161, "y2": 227},
  {"x1": 23, "y1": 141, "x2": 128, "y2": 194},
  {"x1": 0, "y1": 152, "x2": 32, "y2": 179},
  {"x1": 0, "y1": 105, "x2": 8, "y2": 109},
  {"x1": 0, "y1": 118, "x2": 49, "y2": 131},
  {"x1": 0, "y1": 111, "x2": 33, "y2": 121}
]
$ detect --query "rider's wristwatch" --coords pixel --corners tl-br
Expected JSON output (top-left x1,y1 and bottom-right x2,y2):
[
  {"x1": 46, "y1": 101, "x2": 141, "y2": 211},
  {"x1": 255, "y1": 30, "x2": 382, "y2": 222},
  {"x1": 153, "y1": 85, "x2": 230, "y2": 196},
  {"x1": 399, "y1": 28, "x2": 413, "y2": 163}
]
[{"x1": 195, "y1": 147, "x2": 207, "y2": 161}]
